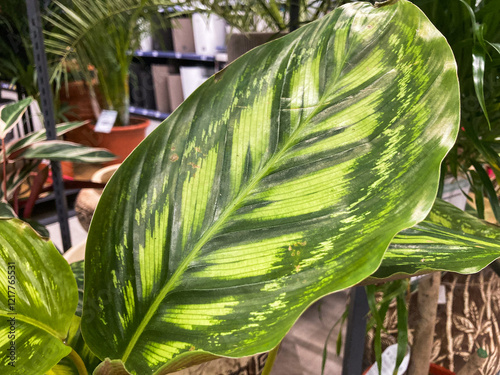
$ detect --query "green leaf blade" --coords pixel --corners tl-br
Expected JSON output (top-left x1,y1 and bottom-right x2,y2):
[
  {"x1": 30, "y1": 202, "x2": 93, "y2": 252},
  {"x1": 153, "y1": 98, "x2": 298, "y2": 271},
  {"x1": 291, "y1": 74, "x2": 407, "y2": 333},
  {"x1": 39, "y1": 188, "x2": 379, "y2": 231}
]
[
  {"x1": 19, "y1": 140, "x2": 116, "y2": 163},
  {"x1": 0, "y1": 219, "x2": 78, "y2": 374},
  {"x1": 373, "y1": 199, "x2": 500, "y2": 279},
  {"x1": 0, "y1": 98, "x2": 33, "y2": 138},
  {"x1": 82, "y1": 2, "x2": 460, "y2": 373}
]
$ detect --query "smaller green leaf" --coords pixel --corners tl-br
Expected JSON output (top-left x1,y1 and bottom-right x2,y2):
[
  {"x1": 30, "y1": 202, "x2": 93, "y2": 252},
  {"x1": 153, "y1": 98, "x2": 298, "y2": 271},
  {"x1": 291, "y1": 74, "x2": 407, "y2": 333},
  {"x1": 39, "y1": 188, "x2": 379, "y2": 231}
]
[
  {"x1": 487, "y1": 41, "x2": 500, "y2": 55},
  {"x1": 366, "y1": 285, "x2": 383, "y2": 373},
  {"x1": 70, "y1": 261, "x2": 84, "y2": 317},
  {"x1": 46, "y1": 359, "x2": 79, "y2": 375},
  {"x1": 6, "y1": 121, "x2": 87, "y2": 157},
  {"x1": 471, "y1": 161, "x2": 500, "y2": 221},
  {"x1": 469, "y1": 170, "x2": 485, "y2": 219},
  {"x1": 394, "y1": 294, "x2": 408, "y2": 375},
  {"x1": 472, "y1": 45, "x2": 490, "y2": 127},
  {"x1": 3, "y1": 160, "x2": 39, "y2": 201},
  {"x1": 0, "y1": 201, "x2": 16, "y2": 218},
  {"x1": 372, "y1": 199, "x2": 500, "y2": 279},
  {"x1": 19, "y1": 141, "x2": 116, "y2": 163},
  {"x1": 0, "y1": 98, "x2": 33, "y2": 138},
  {"x1": 463, "y1": 125, "x2": 500, "y2": 170},
  {"x1": 321, "y1": 307, "x2": 348, "y2": 375},
  {"x1": 24, "y1": 219, "x2": 50, "y2": 238}
]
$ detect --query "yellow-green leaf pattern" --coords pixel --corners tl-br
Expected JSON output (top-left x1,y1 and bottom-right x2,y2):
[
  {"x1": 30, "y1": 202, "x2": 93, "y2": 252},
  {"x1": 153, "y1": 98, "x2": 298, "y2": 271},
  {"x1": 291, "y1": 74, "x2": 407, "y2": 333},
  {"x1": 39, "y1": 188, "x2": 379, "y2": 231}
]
[
  {"x1": 0, "y1": 219, "x2": 78, "y2": 374},
  {"x1": 373, "y1": 199, "x2": 500, "y2": 279},
  {"x1": 82, "y1": 1, "x2": 460, "y2": 374}
]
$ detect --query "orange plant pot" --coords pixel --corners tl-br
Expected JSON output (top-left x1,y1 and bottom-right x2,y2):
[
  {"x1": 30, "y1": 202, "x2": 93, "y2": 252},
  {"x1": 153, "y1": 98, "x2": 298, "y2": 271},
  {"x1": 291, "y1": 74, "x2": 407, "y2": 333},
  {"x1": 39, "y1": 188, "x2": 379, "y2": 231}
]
[{"x1": 64, "y1": 116, "x2": 150, "y2": 165}]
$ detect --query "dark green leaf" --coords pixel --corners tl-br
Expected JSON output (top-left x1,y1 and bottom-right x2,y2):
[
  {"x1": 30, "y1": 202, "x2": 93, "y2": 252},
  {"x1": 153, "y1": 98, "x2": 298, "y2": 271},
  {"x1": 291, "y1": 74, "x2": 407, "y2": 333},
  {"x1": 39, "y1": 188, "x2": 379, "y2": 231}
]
[
  {"x1": 0, "y1": 201, "x2": 16, "y2": 218},
  {"x1": 472, "y1": 45, "x2": 490, "y2": 126},
  {"x1": 394, "y1": 294, "x2": 408, "y2": 375},
  {"x1": 23, "y1": 219, "x2": 50, "y2": 238},
  {"x1": 0, "y1": 98, "x2": 33, "y2": 138},
  {"x1": 373, "y1": 199, "x2": 500, "y2": 279},
  {"x1": 83, "y1": 2, "x2": 460, "y2": 373},
  {"x1": 471, "y1": 160, "x2": 500, "y2": 221},
  {"x1": 70, "y1": 261, "x2": 84, "y2": 317}
]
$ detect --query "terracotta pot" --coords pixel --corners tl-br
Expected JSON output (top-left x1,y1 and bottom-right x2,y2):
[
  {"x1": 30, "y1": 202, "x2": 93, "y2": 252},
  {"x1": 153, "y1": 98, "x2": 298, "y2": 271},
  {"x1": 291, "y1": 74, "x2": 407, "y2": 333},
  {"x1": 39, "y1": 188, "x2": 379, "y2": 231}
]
[
  {"x1": 65, "y1": 116, "x2": 150, "y2": 165},
  {"x1": 59, "y1": 80, "x2": 97, "y2": 122},
  {"x1": 429, "y1": 363, "x2": 455, "y2": 375},
  {"x1": 362, "y1": 363, "x2": 454, "y2": 375},
  {"x1": 89, "y1": 117, "x2": 150, "y2": 165}
]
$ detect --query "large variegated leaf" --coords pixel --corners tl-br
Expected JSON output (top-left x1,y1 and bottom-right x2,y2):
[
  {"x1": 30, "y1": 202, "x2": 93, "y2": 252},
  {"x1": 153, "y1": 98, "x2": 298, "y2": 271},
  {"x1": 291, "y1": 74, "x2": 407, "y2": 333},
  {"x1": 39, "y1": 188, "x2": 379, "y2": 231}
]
[
  {"x1": 372, "y1": 199, "x2": 500, "y2": 279},
  {"x1": 0, "y1": 219, "x2": 78, "y2": 374},
  {"x1": 83, "y1": 1, "x2": 459, "y2": 373}
]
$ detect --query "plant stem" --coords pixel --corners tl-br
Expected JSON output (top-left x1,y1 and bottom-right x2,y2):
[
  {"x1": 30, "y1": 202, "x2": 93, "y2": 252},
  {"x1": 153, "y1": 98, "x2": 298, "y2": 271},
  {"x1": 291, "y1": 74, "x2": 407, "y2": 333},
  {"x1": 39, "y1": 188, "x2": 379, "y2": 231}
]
[
  {"x1": 1, "y1": 137, "x2": 8, "y2": 201},
  {"x1": 262, "y1": 343, "x2": 281, "y2": 375},
  {"x1": 68, "y1": 348, "x2": 88, "y2": 375},
  {"x1": 408, "y1": 272, "x2": 441, "y2": 375}
]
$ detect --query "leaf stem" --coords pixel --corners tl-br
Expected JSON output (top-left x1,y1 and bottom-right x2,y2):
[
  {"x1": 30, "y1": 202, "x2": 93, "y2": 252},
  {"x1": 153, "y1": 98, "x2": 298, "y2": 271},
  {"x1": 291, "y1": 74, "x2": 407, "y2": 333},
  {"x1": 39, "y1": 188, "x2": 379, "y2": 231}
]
[
  {"x1": 262, "y1": 343, "x2": 281, "y2": 375},
  {"x1": 67, "y1": 348, "x2": 88, "y2": 375}
]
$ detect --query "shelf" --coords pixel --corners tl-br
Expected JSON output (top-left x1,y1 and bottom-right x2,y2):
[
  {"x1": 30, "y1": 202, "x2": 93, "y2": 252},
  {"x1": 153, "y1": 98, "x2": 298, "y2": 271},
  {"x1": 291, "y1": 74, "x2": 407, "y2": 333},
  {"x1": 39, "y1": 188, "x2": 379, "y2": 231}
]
[
  {"x1": 1, "y1": 82, "x2": 16, "y2": 90},
  {"x1": 130, "y1": 106, "x2": 170, "y2": 120},
  {"x1": 133, "y1": 50, "x2": 215, "y2": 62}
]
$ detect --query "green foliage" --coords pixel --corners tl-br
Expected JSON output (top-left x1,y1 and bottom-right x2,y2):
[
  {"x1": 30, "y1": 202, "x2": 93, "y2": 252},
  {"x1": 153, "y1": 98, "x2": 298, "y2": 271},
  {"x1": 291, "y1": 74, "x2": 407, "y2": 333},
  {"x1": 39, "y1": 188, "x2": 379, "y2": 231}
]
[
  {"x1": 1, "y1": 2, "x2": 500, "y2": 375},
  {"x1": 0, "y1": 219, "x2": 78, "y2": 374},
  {"x1": 413, "y1": 0, "x2": 500, "y2": 219},
  {"x1": 0, "y1": 99, "x2": 115, "y2": 217},
  {"x1": 82, "y1": 1, "x2": 459, "y2": 373},
  {"x1": 44, "y1": 0, "x2": 179, "y2": 126}
]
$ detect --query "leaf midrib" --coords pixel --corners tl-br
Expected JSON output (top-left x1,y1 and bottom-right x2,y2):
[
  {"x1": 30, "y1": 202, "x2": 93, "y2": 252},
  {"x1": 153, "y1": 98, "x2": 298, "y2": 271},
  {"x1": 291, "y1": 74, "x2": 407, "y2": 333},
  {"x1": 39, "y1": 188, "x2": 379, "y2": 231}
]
[{"x1": 119, "y1": 40, "x2": 347, "y2": 364}]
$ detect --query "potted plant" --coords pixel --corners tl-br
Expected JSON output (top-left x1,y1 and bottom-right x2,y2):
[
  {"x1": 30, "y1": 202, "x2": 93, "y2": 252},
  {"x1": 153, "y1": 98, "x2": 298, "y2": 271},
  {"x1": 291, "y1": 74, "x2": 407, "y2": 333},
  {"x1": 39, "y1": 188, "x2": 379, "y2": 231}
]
[
  {"x1": 44, "y1": 0, "x2": 179, "y2": 163},
  {"x1": 3, "y1": 1, "x2": 500, "y2": 374},
  {"x1": 0, "y1": 97, "x2": 115, "y2": 222}
]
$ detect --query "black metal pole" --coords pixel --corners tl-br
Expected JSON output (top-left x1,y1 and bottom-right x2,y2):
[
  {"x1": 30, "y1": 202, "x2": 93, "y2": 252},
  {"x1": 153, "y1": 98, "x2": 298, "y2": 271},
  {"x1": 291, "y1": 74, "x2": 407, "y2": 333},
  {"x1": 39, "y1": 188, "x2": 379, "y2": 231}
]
[
  {"x1": 289, "y1": 0, "x2": 300, "y2": 32},
  {"x1": 26, "y1": 0, "x2": 72, "y2": 251},
  {"x1": 342, "y1": 286, "x2": 369, "y2": 375}
]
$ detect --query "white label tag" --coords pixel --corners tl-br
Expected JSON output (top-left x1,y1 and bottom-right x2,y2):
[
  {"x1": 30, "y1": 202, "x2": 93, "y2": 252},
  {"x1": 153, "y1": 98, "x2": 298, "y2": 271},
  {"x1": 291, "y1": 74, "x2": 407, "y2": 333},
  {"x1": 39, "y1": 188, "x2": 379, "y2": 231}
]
[
  {"x1": 365, "y1": 344, "x2": 410, "y2": 375},
  {"x1": 94, "y1": 110, "x2": 118, "y2": 133}
]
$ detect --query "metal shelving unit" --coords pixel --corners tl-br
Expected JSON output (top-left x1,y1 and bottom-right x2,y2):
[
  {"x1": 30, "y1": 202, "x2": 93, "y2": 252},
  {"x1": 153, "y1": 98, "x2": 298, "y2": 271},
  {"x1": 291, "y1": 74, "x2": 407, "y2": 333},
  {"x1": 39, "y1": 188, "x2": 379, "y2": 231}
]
[
  {"x1": 129, "y1": 106, "x2": 169, "y2": 120},
  {"x1": 133, "y1": 50, "x2": 215, "y2": 62}
]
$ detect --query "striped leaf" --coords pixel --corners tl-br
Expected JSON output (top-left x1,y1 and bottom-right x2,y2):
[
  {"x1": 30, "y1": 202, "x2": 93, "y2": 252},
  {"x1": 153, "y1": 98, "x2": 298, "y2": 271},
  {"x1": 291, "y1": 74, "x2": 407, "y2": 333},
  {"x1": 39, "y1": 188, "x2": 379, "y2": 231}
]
[
  {"x1": 373, "y1": 199, "x2": 500, "y2": 279},
  {"x1": 82, "y1": 1, "x2": 459, "y2": 373},
  {"x1": 0, "y1": 219, "x2": 78, "y2": 374},
  {"x1": 0, "y1": 201, "x2": 16, "y2": 218},
  {"x1": 6, "y1": 121, "x2": 87, "y2": 156},
  {"x1": 0, "y1": 98, "x2": 33, "y2": 138},
  {"x1": 19, "y1": 140, "x2": 116, "y2": 163},
  {"x1": 70, "y1": 261, "x2": 84, "y2": 317}
]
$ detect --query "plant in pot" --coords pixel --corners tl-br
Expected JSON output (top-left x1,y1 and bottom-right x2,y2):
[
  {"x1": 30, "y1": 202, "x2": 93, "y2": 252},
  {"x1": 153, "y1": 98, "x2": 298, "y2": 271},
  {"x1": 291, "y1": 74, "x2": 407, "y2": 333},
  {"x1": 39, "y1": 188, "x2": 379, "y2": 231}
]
[
  {"x1": 0, "y1": 97, "x2": 115, "y2": 227},
  {"x1": 44, "y1": 0, "x2": 180, "y2": 164},
  {"x1": 4, "y1": 1, "x2": 500, "y2": 375}
]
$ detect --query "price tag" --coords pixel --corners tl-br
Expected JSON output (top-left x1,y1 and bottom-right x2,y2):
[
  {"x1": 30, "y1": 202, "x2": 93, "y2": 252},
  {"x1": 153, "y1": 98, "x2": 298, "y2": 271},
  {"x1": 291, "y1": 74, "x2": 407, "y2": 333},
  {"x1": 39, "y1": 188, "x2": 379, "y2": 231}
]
[
  {"x1": 94, "y1": 110, "x2": 118, "y2": 134},
  {"x1": 365, "y1": 344, "x2": 410, "y2": 375}
]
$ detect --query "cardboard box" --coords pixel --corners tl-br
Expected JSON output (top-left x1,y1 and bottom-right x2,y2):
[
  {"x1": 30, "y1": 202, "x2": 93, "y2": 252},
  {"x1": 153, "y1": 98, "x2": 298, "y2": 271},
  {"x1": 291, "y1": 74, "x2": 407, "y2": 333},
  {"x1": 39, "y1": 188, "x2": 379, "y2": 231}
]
[
  {"x1": 152, "y1": 64, "x2": 172, "y2": 113},
  {"x1": 172, "y1": 17, "x2": 195, "y2": 54},
  {"x1": 167, "y1": 74, "x2": 183, "y2": 111}
]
